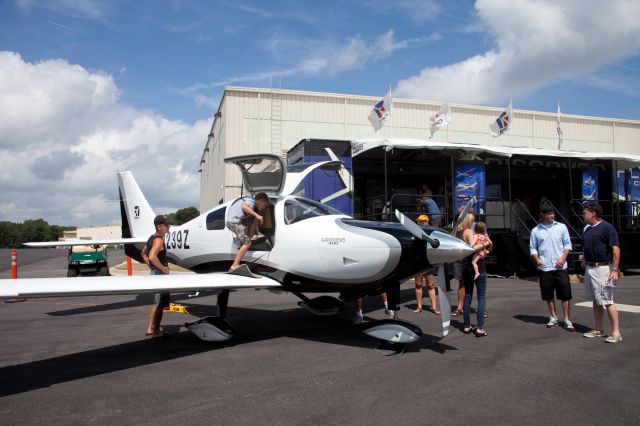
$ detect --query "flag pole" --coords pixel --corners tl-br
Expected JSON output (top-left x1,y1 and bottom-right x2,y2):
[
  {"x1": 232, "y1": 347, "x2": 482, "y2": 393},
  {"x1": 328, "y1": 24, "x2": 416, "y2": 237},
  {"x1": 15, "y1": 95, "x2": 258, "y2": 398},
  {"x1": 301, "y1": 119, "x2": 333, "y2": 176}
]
[
  {"x1": 557, "y1": 100, "x2": 563, "y2": 151},
  {"x1": 388, "y1": 84, "x2": 393, "y2": 134}
]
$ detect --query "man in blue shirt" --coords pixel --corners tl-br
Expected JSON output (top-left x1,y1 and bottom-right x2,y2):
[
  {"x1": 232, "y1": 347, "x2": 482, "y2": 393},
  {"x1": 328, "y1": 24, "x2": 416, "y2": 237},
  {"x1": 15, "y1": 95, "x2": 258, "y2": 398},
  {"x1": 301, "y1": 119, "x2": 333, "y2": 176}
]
[
  {"x1": 424, "y1": 196, "x2": 442, "y2": 227},
  {"x1": 529, "y1": 198, "x2": 574, "y2": 331},
  {"x1": 581, "y1": 203, "x2": 622, "y2": 343}
]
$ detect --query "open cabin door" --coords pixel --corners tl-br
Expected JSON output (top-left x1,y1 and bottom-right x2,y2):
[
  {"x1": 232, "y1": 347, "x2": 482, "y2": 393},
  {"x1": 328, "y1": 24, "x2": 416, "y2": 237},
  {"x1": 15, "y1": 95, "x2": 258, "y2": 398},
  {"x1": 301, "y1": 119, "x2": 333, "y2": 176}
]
[{"x1": 224, "y1": 154, "x2": 286, "y2": 195}]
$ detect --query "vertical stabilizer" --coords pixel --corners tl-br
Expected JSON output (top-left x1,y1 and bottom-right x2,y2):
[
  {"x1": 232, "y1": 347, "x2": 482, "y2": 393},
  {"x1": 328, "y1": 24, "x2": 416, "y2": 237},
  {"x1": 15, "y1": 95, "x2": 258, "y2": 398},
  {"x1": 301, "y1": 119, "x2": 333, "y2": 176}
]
[{"x1": 118, "y1": 171, "x2": 155, "y2": 239}]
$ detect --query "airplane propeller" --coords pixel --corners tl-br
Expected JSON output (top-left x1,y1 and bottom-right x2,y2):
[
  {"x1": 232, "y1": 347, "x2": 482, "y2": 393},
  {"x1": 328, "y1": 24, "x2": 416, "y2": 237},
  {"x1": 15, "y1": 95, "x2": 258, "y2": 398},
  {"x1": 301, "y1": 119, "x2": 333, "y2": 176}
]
[{"x1": 394, "y1": 210, "x2": 440, "y2": 248}]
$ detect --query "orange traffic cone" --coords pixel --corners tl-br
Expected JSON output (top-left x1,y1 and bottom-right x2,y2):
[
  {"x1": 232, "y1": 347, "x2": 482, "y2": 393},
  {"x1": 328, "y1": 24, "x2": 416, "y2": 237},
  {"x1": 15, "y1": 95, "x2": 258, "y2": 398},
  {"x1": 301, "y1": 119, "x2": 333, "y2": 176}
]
[
  {"x1": 11, "y1": 248, "x2": 17, "y2": 279},
  {"x1": 5, "y1": 249, "x2": 26, "y2": 303}
]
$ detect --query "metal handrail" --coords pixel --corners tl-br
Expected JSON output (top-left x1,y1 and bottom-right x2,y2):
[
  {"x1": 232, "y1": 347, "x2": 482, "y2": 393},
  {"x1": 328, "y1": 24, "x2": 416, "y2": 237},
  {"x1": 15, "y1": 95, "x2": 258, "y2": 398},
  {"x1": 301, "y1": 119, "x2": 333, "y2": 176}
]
[
  {"x1": 389, "y1": 193, "x2": 449, "y2": 226},
  {"x1": 510, "y1": 199, "x2": 536, "y2": 238},
  {"x1": 544, "y1": 199, "x2": 581, "y2": 239},
  {"x1": 570, "y1": 199, "x2": 614, "y2": 232}
]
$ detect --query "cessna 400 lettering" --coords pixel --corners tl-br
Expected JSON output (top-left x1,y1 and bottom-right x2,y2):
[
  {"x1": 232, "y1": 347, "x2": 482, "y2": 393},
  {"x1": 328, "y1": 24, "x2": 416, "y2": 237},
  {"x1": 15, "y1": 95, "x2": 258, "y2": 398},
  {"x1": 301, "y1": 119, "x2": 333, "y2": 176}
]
[{"x1": 0, "y1": 154, "x2": 473, "y2": 346}]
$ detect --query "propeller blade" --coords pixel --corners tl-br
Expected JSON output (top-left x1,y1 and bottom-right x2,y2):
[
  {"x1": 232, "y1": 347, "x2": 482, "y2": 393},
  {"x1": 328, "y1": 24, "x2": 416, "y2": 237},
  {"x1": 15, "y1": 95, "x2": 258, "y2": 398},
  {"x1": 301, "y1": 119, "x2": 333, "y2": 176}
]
[
  {"x1": 451, "y1": 196, "x2": 476, "y2": 236},
  {"x1": 435, "y1": 263, "x2": 451, "y2": 337},
  {"x1": 394, "y1": 209, "x2": 440, "y2": 248}
]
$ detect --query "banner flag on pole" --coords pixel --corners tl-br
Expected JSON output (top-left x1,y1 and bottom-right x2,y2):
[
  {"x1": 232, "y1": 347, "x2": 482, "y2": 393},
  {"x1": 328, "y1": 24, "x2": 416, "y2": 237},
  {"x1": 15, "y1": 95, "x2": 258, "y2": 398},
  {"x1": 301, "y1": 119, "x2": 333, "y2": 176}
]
[
  {"x1": 556, "y1": 100, "x2": 564, "y2": 150},
  {"x1": 368, "y1": 89, "x2": 392, "y2": 132},
  {"x1": 489, "y1": 100, "x2": 512, "y2": 137},
  {"x1": 429, "y1": 101, "x2": 452, "y2": 138}
]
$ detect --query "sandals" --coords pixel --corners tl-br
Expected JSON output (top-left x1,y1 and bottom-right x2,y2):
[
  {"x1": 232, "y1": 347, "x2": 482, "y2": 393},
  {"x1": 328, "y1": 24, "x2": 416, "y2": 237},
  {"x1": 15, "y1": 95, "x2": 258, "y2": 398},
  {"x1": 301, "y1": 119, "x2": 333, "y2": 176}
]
[
  {"x1": 474, "y1": 329, "x2": 487, "y2": 337},
  {"x1": 414, "y1": 306, "x2": 441, "y2": 315},
  {"x1": 463, "y1": 326, "x2": 475, "y2": 334},
  {"x1": 452, "y1": 309, "x2": 463, "y2": 317}
]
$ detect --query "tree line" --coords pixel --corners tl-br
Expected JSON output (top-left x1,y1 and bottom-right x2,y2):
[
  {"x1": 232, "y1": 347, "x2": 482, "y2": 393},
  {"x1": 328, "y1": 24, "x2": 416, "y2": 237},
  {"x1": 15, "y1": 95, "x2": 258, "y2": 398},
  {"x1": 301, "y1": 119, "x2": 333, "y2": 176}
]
[
  {"x1": 0, "y1": 219, "x2": 72, "y2": 248},
  {"x1": 0, "y1": 207, "x2": 200, "y2": 248}
]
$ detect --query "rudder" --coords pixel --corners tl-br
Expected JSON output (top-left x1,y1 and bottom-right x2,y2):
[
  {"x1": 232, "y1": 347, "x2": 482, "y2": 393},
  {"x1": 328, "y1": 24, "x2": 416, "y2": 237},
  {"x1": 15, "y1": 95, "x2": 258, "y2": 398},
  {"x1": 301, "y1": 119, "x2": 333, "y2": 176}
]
[{"x1": 118, "y1": 171, "x2": 155, "y2": 239}]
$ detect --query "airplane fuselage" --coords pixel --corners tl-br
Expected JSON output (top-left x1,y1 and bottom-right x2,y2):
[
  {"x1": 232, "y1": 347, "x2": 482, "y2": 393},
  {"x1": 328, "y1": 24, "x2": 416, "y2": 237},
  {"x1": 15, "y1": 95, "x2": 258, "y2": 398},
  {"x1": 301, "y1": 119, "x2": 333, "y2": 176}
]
[{"x1": 153, "y1": 195, "x2": 471, "y2": 300}]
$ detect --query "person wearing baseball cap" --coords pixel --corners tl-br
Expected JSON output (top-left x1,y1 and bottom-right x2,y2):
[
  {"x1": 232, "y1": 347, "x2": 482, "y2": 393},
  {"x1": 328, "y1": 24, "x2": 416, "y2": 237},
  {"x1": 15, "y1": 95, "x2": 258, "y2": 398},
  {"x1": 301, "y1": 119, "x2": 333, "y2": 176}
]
[
  {"x1": 417, "y1": 214, "x2": 430, "y2": 222},
  {"x1": 141, "y1": 214, "x2": 172, "y2": 337},
  {"x1": 413, "y1": 214, "x2": 440, "y2": 315}
]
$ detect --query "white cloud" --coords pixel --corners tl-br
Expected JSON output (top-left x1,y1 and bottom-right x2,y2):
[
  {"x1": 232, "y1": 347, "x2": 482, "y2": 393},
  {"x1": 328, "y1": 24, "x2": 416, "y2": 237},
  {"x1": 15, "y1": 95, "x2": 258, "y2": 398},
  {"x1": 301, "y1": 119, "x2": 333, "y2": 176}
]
[
  {"x1": 355, "y1": 0, "x2": 442, "y2": 23},
  {"x1": 18, "y1": 0, "x2": 112, "y2": 21},
  {"x1": 184, "y1": 29, "x2": 438, "y2": 94},
  {"x1": 0, "y1": 51, "x2": 208, "y2": 226},
  {"x1": 395, "y1": 0, "x2": 640, "y2": 106}
]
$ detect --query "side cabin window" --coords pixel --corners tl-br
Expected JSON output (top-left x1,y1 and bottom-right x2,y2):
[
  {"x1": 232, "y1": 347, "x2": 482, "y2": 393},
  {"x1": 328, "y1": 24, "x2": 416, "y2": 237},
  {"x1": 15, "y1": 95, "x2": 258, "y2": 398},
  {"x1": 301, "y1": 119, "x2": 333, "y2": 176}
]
[
  {"x1": 206, "y1": 207, "x2": 226, "y2": 230},
  {"x1": 284, "y1": 197, "x2": 342, "y2": 225}
]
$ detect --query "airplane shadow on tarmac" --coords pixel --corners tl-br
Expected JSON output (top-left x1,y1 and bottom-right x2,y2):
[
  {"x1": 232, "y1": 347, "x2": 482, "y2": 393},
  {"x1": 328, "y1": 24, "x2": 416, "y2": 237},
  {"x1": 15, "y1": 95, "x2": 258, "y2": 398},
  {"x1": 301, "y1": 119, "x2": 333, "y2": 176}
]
[
  {"x1": 0, "y1": 301, "x2": 458, "y2": 397},
  {"x1": 45, "y1": 292, "x2": 216, "y2": 316}
]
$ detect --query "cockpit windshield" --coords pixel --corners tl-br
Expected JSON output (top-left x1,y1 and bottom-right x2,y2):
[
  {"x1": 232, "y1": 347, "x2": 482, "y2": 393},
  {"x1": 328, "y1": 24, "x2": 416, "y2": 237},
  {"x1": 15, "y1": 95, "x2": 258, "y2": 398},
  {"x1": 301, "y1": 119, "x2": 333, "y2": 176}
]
[{"x1": 284, "y1": 197, "x2": 344, "y2": 225}]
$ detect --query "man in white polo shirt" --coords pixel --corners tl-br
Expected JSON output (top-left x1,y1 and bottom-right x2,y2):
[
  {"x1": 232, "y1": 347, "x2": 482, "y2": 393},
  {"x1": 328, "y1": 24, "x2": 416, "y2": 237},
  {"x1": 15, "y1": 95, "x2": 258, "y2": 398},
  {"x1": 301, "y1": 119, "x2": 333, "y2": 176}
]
[{"x1": 529, "y1": 198, "x2": 574, "y2": 331}]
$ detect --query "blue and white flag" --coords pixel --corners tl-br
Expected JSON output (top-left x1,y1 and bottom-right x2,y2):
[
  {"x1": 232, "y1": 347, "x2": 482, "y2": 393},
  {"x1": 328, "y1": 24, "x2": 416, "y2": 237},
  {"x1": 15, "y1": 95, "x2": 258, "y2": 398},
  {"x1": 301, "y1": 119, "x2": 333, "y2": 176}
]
[
  {"x1": 368, "y1": 90, "x2": 392, "y2": 132},
  {"x1": 429, "y1": 101, "x2": 451, "y2": 138},
  {"x1": 489, "y1": 101, "x2": 512, "y2": 137}
]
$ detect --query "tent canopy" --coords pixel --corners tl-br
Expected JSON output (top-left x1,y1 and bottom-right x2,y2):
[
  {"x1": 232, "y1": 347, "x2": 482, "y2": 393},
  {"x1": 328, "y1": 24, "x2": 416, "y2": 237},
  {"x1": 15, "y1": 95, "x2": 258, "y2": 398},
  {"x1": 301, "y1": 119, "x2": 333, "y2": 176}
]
[{"x1": 350, "y1": 138, "x2": 640, "y2": 168}]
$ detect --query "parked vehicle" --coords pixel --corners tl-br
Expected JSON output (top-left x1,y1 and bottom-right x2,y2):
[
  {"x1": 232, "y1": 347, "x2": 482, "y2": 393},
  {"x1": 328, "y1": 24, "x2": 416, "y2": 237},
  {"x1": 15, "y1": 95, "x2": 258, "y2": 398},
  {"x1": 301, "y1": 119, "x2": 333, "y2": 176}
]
[{"x1": 67, "y1": 245, "x2": 109, "y2": 277}]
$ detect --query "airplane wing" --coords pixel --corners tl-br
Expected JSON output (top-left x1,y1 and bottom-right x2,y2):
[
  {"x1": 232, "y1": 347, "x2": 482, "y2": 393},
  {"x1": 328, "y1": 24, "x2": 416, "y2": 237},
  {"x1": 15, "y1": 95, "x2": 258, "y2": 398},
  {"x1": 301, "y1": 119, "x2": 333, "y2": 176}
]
[
  {"x1": 0, "y1": 273, "x2": 282, "y2": 299},
  {"x1": 24, "y1": 237, "x2": 148, "y2": 247}
]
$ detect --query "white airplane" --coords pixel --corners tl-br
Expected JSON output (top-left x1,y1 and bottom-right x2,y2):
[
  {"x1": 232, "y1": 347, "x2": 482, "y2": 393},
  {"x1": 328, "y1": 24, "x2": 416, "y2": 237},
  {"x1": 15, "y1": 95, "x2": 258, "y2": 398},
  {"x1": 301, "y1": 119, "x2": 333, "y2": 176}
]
[
  {"x1": 584, "y1": 176, "x2": 595, "y2": 188},
  {"x1": 456, "y1": 181, "x2": 477, "y2": 191},
  {"x1": 0, "y1": 154, "x2": 473, "y2": 346},
  {"x1": 455, "y1": 168, "x2": 476, "y2": 178}
]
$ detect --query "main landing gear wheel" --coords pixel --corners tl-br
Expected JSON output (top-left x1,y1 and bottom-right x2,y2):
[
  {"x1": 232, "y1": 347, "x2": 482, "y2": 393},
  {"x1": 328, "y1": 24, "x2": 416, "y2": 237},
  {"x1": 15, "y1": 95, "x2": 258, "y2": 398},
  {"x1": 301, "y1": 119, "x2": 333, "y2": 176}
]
[
  {"x1": 356, "y1": 319, "x2": 423, "y2": 355},
  {"x1": 185, "y1": 317, "x2": 234, "y2": 342}
]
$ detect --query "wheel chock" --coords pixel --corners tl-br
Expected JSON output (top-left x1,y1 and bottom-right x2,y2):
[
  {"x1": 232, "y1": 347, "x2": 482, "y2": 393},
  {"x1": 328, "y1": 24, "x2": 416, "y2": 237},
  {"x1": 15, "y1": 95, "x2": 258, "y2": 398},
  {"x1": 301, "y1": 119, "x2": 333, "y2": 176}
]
[{"x1": 163, "y1": 303, "x2": 189, "y2": 314}]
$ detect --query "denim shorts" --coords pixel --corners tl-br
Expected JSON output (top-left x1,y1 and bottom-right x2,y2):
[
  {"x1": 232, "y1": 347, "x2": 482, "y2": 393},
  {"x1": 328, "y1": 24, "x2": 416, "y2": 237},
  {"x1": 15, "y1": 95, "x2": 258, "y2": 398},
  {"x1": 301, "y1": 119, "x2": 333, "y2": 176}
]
[
  {"x1": 452, "y1": 261, "x2": 464, "y2": 280},
  {"x1": 150, "y1": 269, "x2": 170, "y2": 308}
]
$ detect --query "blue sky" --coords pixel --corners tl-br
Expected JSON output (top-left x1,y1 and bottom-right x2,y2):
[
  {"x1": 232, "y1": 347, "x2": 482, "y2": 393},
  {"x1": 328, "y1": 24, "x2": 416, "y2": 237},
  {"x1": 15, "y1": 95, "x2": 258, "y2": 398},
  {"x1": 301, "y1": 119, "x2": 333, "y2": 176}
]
[{"x1": 1, "y1": 0, "x2": 639, "y2": 225}]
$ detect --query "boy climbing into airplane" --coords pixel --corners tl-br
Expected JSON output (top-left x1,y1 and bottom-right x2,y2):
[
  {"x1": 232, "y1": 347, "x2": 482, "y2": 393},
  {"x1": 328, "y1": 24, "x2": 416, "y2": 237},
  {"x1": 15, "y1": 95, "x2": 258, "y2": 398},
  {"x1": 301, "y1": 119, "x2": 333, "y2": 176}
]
[{"x1": 226, "y1": 192, "x2": 272, "y2": 271}]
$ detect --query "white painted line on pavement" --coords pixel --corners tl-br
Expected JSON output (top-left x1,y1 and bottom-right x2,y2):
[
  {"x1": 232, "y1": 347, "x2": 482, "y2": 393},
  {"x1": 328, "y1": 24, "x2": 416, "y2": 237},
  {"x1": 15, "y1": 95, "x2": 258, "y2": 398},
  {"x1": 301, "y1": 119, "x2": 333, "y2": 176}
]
[{"x1": 575, "y1": 302, "x2": 640, "y2": 313}]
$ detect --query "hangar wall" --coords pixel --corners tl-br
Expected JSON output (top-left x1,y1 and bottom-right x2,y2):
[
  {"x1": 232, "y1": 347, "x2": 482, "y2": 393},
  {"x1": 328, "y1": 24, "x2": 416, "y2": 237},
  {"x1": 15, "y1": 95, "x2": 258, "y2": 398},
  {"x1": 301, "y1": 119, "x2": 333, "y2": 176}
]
[{"x1": 199, "y1": 86, "x2": 640, "y2": 212}]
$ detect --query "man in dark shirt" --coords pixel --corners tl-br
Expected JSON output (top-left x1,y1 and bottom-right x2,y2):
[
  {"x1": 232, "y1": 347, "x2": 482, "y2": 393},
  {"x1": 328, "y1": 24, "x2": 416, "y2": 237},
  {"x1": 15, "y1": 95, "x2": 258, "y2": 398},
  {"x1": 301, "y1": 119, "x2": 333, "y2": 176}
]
[
  {"x1": 141, "y1": 215, "x2": 171, "y2": 338},
  {"x1": 581, "y1": 203, "x2": 622, "y2": 343}
]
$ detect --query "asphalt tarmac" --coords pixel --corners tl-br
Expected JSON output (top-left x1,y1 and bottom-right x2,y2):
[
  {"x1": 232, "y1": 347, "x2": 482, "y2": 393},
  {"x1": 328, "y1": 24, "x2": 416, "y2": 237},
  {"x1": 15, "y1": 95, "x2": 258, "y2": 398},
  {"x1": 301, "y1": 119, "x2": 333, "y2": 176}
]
[{"x1": 0, "y1": 250, "x2": 639, "y2": 424}]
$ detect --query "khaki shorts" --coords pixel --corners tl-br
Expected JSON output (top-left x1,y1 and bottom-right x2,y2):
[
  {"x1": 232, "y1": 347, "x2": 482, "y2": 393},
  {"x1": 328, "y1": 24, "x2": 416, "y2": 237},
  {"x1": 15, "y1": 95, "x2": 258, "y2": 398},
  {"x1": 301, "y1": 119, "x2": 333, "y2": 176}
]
[
  {"x1": 584, "y1": 265, "x2": 615, "y2": 305},
  {"x1": 226, "y1": 222, "x2": 251, "y2": 248}
]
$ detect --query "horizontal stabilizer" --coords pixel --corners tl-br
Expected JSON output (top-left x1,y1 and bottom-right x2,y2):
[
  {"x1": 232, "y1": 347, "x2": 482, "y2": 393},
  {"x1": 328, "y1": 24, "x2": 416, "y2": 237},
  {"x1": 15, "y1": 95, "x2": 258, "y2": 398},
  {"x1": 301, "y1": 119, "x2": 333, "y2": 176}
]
[{"x1": 23, "y1": 238, "x2": 148, "y2": 247}]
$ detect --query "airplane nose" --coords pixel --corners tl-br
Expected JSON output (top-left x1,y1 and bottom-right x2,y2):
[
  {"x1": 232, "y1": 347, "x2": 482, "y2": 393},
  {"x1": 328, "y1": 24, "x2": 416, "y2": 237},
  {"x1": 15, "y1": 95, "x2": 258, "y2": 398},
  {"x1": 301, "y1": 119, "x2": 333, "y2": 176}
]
[{"x1": 425, "y1": 230, "x2": 474, "y2": 264}]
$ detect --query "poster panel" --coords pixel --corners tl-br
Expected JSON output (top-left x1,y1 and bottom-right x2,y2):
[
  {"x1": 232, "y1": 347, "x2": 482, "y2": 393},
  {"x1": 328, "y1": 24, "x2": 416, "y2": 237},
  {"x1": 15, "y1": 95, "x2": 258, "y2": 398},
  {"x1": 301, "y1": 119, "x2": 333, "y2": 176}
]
[
  {"x1": 454, "y1": 162, "x2": 485, "y2": 215},
  {"x1": 582, "y1": 168, "x2": 598, "y2": 201}
]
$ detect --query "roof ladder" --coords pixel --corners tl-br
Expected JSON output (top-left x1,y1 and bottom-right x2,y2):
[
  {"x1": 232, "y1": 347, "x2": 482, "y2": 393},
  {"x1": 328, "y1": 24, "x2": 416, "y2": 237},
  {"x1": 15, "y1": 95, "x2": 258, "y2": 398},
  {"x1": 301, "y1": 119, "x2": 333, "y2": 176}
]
[{"x1": 270, "y1": 90, "x2": 283, "y2": 158}]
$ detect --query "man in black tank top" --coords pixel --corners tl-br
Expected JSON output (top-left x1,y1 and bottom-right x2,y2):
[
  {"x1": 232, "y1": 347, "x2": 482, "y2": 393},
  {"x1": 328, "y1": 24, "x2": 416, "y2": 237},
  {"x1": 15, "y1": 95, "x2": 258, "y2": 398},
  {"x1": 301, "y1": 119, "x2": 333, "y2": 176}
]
[{"x1": 141, "y1": 215, "x2": 171, "y2": 337}]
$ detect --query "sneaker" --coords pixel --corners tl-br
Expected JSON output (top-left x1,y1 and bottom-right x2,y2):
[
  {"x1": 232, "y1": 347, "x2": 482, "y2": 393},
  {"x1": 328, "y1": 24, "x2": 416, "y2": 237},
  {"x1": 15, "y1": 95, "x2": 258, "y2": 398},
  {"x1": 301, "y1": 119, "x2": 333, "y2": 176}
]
[
  {"x1": 353, "y1": 313, "x2": 363, "y2": 325},
  {"x1": 604, "y1": 335, "x2": 622, "y2": 343},
  {"x1": 546, "y1": 317, "x2": 559, "y2": 328},
  {"x1": 583, "y1": 330, "x2": 604, "y2": 338},
  {"x1": 564, "y1": 320, "x2": 575, "y2": 332},
  {"x1": 387, "y1": 309, "x2": 396, "y2": 320}
]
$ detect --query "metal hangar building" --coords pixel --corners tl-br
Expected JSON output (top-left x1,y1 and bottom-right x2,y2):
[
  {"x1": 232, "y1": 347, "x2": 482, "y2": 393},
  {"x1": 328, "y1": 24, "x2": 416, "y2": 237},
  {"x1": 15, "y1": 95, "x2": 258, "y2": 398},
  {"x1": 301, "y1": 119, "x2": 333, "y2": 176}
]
[{"x1": 199, "y1": 86, "x2": 640, "y2": 275}]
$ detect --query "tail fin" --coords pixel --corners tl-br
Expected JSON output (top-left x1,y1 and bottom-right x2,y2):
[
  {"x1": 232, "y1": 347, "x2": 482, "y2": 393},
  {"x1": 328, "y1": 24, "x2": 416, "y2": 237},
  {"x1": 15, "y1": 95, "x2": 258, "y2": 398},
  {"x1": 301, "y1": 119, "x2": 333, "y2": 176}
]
[{"x1": 118, "y1": 171, "x2": 155, "y2": 239}]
